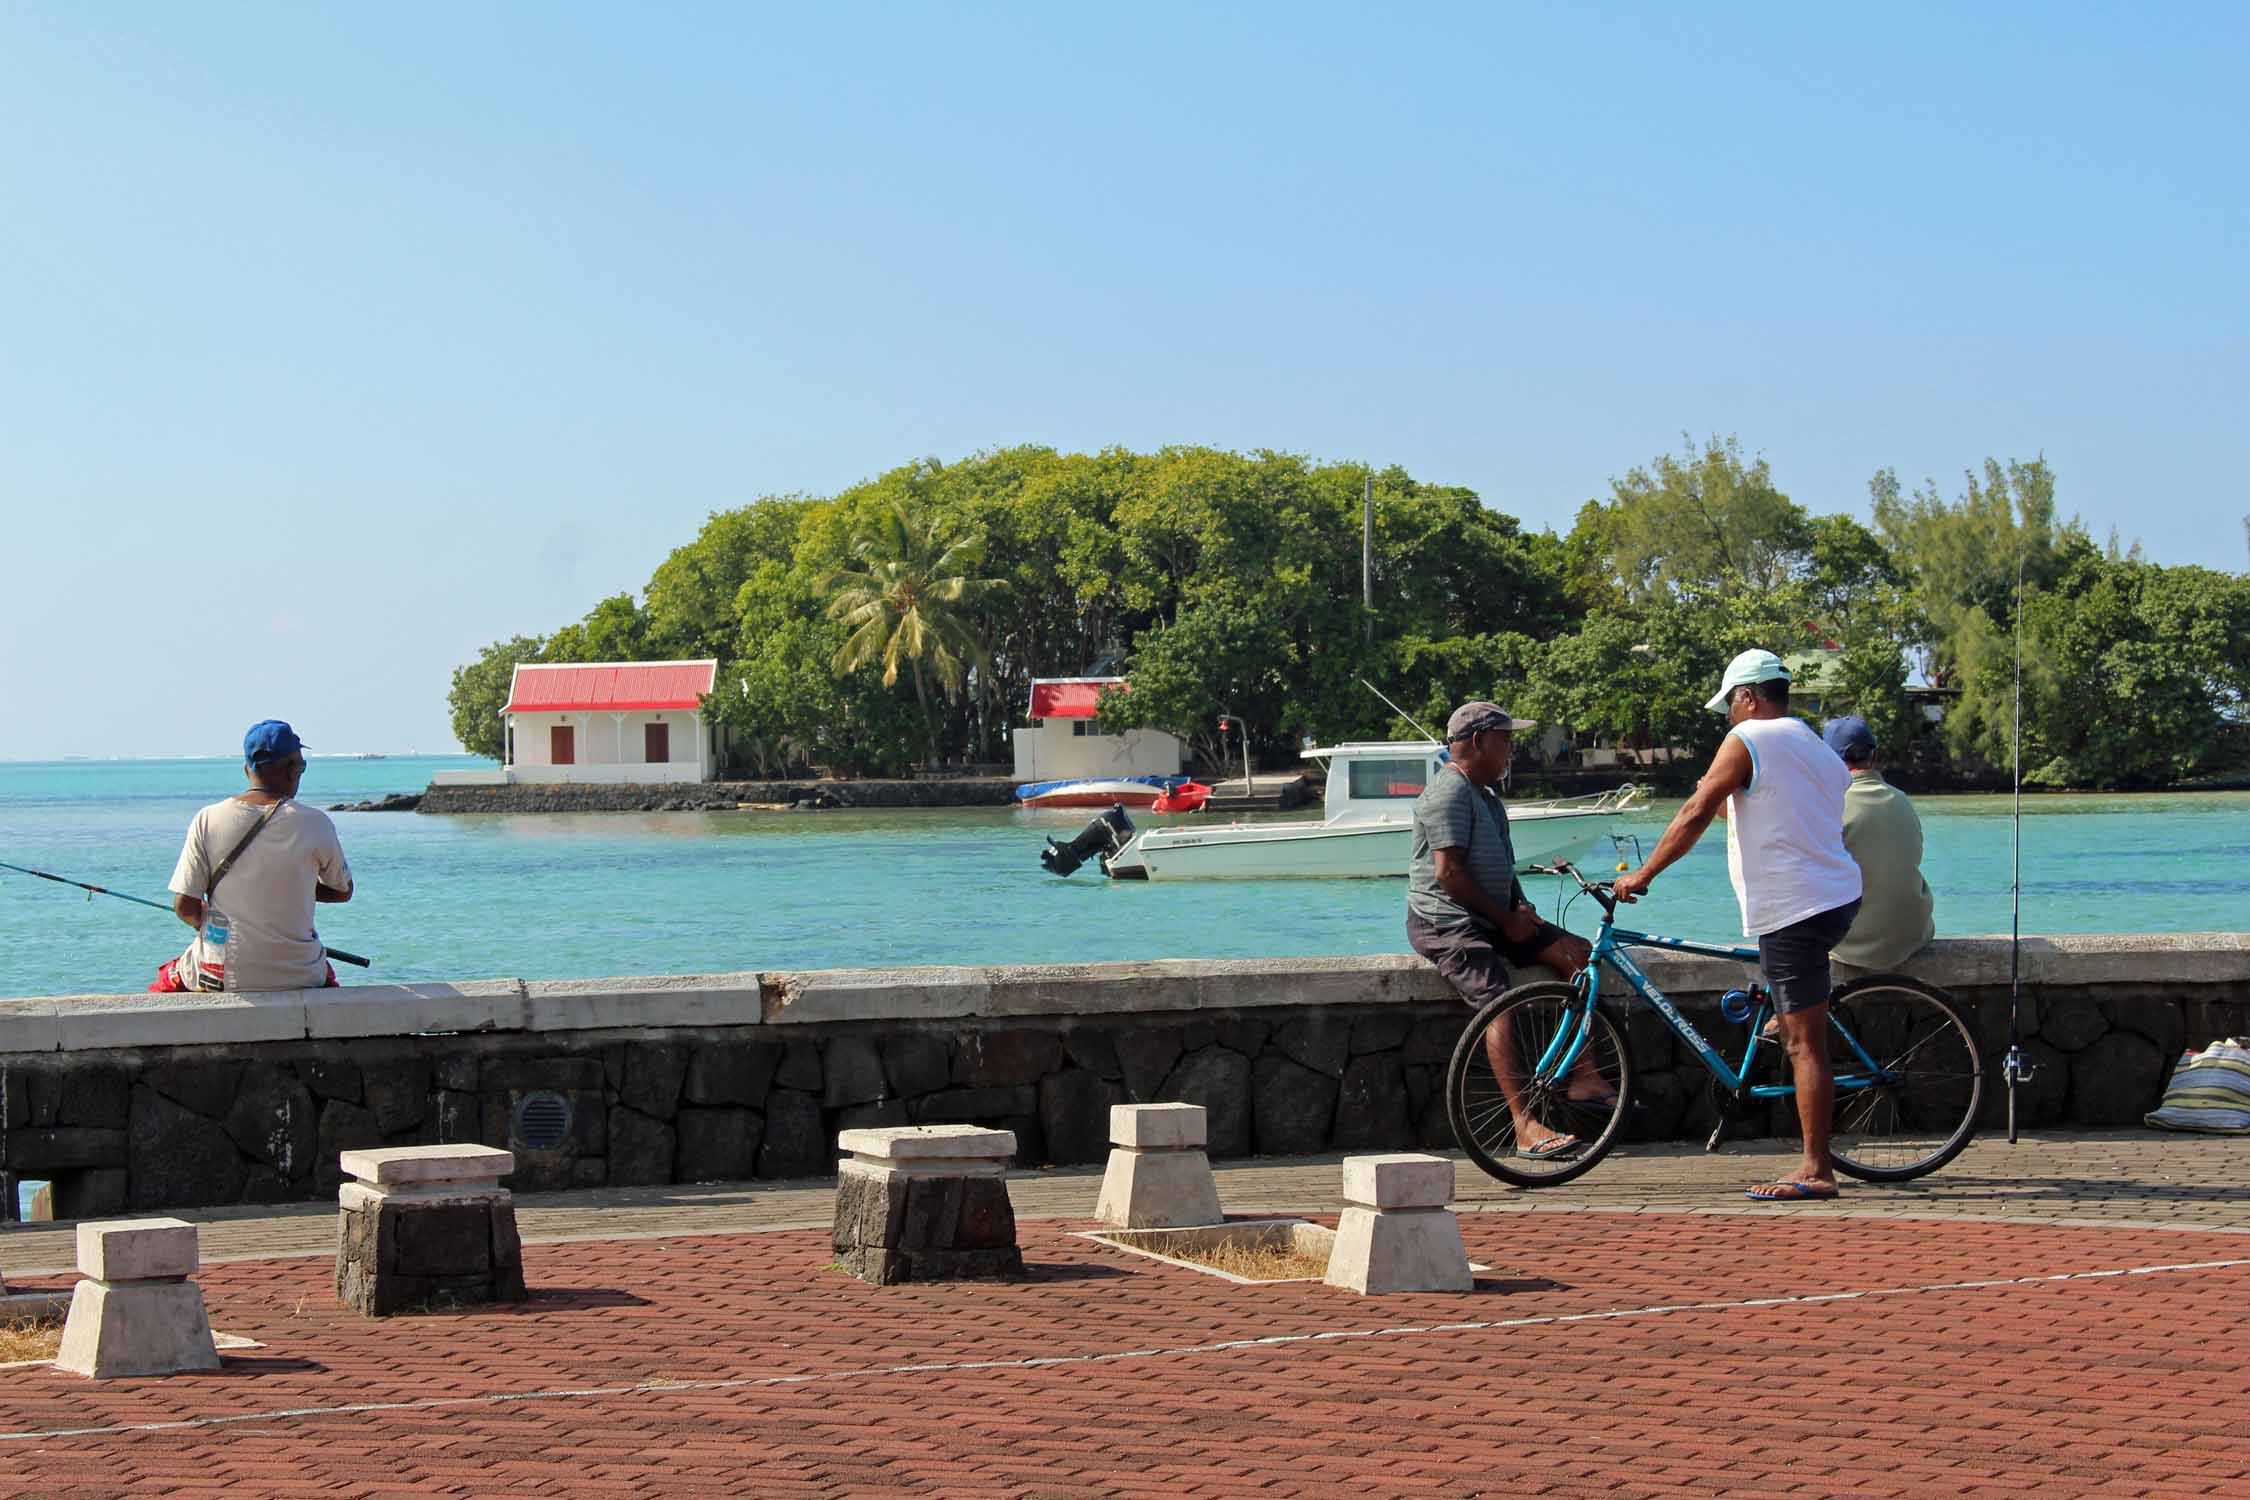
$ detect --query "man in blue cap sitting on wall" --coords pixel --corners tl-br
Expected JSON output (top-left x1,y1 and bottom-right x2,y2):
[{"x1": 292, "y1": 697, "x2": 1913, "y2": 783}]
[
  {"x1": 151, "y1": 720, "x2": 354, "y2": 993},
  {"x1": 1611, "y1": 650, "x2": 1862, "y2": 1201},
  {"x1": 1823, "y1": 715, "x2": 1936, "y2": 971}
]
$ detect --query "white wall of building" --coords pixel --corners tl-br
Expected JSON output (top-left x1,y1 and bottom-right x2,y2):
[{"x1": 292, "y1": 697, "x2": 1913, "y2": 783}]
[
  {"x1": 1011, "y1": 722, "x2": 1182, "y2": 782},
  {"x1": 503, "y1": 709, "x2": 712, "y2": 784}
]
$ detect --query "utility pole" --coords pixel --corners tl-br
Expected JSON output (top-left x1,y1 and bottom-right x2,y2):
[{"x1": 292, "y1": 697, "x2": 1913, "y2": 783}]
[{"x1": 1362, "y1": 471, "x2": 1374, "y2": 644}]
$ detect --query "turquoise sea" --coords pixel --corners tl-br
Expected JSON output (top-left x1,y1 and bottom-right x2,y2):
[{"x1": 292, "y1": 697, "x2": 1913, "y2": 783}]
[{"x1": 1, "y1": 756, "x2": 2246, "y2": 1000}]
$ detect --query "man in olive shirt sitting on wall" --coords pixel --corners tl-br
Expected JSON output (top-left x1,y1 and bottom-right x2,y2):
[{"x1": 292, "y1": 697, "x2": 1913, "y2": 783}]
[
  {"x1": 1406, "y1": 701, "x2": 1593, "y2": 1157},
  {"x1": 1822, "y1": 716, "x2": 1936, "y2": 970}
]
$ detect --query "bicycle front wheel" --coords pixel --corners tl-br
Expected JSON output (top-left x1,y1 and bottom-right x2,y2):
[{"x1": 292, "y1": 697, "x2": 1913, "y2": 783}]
[
  {"x1": 1446, "y1": 981, "x2": 1633, "y2": 1188},
  {"x1": 1824, "y1": 974, "x2": 1983, "y2": 1182}
]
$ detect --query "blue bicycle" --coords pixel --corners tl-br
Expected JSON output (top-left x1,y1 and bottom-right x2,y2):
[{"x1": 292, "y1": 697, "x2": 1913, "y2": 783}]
[{"x1": 1445, "y1": 861, "x2": 1983, "y2": 1188}]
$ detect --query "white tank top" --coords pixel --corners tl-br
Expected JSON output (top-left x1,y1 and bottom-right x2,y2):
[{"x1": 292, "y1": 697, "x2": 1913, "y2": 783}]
[{"x1": 1723, "y1": 716, "x2": 1862, "y2": 937}]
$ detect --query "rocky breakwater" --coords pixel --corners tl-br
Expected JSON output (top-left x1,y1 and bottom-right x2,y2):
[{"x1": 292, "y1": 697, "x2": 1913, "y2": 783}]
[
  {"x1": 330, "y1": 792, "x2": 422, "y2": 813},
  {"x1": 417, "y1": 777, "x2": 1018, "y2": 814}
]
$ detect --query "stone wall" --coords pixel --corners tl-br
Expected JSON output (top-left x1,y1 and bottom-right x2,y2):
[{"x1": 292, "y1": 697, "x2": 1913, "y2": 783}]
[
  {"x1": 417, "y1": 778, "x2": 1018, "y2": 815},
  {"x1": 3, "y1": 937, "x2": 2245, "y2": 1219}
]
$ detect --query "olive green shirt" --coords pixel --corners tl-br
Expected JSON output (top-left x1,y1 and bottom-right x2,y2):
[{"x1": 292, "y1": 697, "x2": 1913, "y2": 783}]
[{"x1": 1833, "y1": 771, "x2": 1937, "y2": 970}]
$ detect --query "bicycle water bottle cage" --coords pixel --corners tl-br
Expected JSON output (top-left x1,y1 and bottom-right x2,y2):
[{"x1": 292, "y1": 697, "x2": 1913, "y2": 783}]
[{"x1": 1719, "y1": 989, "x2": 1755, "y2": 1024}]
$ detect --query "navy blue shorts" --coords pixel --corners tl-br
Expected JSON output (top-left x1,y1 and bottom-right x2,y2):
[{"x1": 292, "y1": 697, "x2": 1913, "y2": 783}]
[{"x1": 1757, "y1": 900, "x2": 1862, "y2": 1014}]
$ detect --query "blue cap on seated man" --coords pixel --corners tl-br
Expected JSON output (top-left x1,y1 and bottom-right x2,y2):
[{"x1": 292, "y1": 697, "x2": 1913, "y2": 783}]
[{"x1": 242, "y1": 720, "x2": 305, "y2": 765}]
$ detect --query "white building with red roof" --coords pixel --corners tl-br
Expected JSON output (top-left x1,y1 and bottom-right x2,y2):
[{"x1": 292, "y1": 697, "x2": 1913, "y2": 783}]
[
  {"x1": 467, "y1": 659, "x2": 720, "y2": 784},
  {"x1": 1011, "y1": 676, "x2": 1182, "y2": 785}
]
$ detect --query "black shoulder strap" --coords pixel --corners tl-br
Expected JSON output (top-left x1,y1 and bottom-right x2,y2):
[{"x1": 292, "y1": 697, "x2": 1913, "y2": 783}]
[{"x1": 205, "y1": 800, "x2": 284, "y2": 903}]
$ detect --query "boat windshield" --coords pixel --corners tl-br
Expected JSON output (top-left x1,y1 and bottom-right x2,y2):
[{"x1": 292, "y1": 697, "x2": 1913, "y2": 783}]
[{"x1": 1343, "y1": 757, "x2": 1430, "y2": 800}]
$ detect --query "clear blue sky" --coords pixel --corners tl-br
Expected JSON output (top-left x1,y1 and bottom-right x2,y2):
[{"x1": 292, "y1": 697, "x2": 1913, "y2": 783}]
[{"x1": 3, "y1": 3, "x2": 2242, "y2": 759}]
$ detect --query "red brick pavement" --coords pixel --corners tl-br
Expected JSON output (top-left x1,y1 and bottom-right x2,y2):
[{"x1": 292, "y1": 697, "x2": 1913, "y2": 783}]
[{"x1": 1, "y1": 1213, "x2": 2246, "y2": 1498}]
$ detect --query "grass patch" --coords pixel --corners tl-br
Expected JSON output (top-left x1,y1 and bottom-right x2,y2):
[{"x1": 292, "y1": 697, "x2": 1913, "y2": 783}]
[
  {"x1": 1165, "y1": 1241, "x2": 1329, "y2": 1282},
  {"x1": 0, "y1": 1319, "x2": 62, "y2": 1363}
]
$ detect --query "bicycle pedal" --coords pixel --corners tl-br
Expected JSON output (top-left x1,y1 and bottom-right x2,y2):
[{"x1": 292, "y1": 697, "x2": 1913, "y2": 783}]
[{"x1": 1703, "y1": 1120, "x2": 1729, "y2": 1153}]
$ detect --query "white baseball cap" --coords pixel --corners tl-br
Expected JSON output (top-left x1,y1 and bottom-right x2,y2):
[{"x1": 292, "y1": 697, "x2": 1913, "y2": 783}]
[{"x1": 1704, "y1": 649, "x2": 1791, "y2": 712}]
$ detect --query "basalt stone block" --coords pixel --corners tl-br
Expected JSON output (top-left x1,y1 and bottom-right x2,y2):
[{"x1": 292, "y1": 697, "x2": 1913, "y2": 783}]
[
  {"x1": 1350, "y1": 1012, "x2": 1412, "y2": 1056},
  {"x1": 2110, "y1": 998, "x2": 2187, "y2": 1060},
  {"x1": 607, "y1": 1106, "x2": 675, "y2": 1186},
  {"x1": 315, "y1": 1100, "x2": 383, "y2": 1192},
  {"x1": 434, "y1": 1053, "x2": 479, "y2": 1093},
  {"x1": 363, "y1": 1058, "x2": 433, "y2": 1135},
  {"x1": 775, "y1": 1043, "x2": 824, "y2": 1093},
  {"x1": 482, "y1": 1056, "x2": 604, "y2": 1094},
  {"x1": 1404, "y1": 1017, "x2": 1461, "y2": 1066},
  {"x1": 880, "y1": 1033, "x2": 952, "y2": 1097},
  {"x1": 222, "y1": 1064, "x2": 318, "y2": 1178},
  {"x1": 5, "y1": 1127, "x2": 129, "y2": 1174},
  {"x1": 823, "y1": 1036, "x2": 889, "y2": 1108},
  {"x1": 685, "y1": 1041, "x2": 781, "y2": 1107},
  {"x1": 1182, "y1": 1019, "x2": 1218, "y2": 1053},
  {"x1": 142, "y1": 1060, "x2": 244, "y2": 1121},
  {"x1": 3, "y1": 1070, "x2": 26, "y2": 1130},
  {"x1": 1252, "y1": 1054, "x2": 1336, "y2": 1156},
  {"x1": 128, "y1": 1086, "x2": 247, "y2": 1211},
  {"x1": 1038, "y1": 1068, "x2": 1123, "y2": 1166},
  {"x1": 1114, "y1": 1028, "x2": 1184, "y2": 1102},
  {"x1": 56, "y1": 1067, "x2": 130, "y2": 1130},
  {"x1": 1273, "y1": 1016, "x2": 1351, "y2": 1079},
  {"x1": 336, "y1": 1198, "x2": 526, "y2": 1317},
  {"x1": 1332, "y1": 1053, "x2": 1411, "y2": 1150},
  {"x1": 953, "y1": 1028, "x2": 1064, "y2": 1089},
  {"x1": 836, "y1": 1099, "x2": 910, "y2": 1132},
  {"x1": 1158, "y1": 1048, "x2": 1252, "y2": 1157},
  {"x1": 757, "y1": 1088, "x2": 829, "y2": 1179},
  {"x1": 2069, "y1": 1031, "x2": 2167, "y2": 1126},
  {"x1": 1214, "y1": 1017, "x2": 1270, "y2": 1060},
  {"x1": 2041, "y1": 993, "x2": 2107, "y2": 1053},
  {"x1": 912, "y1": 1084, "x2": 1036, "y2": 1123},
  {"x1": 434, "y1": 1090, "x2": 480, "y2": 1144},
  {"x1": 1061, "y1": 1027, "x2": 1122, "y2": 1082},
  {"x1": 53, "y1": 1168, "x2": 130, "y2": 1220},
  {"x1": 620, "y1": 1043, "x2": 691, "y2": 1120},
  {"x1": 305, "y1": 1058, "x2": 364, "y2": 1105}
]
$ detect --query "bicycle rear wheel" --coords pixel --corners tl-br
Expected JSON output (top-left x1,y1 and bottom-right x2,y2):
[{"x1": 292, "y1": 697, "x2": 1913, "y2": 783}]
[
  {"x1": 1821, "y1": 975, "x2": 1983, "y2": 1182},
  {"x1": 1446, "y1": 980, "x2": 1632, "y2": 1188}
]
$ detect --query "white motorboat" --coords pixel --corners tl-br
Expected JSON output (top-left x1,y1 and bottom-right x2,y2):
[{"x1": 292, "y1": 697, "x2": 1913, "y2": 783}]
[{"x1": 1098, "y1": 741, "x2": 1648, "y2": 880}]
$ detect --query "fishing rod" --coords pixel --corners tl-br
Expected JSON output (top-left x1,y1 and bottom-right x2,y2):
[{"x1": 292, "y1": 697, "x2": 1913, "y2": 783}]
[
  {"x1": 0, "y1": 860, "x2": 371, "y2": 969},
  {"x1": 1357, "y1": 677, "x2": 1442, "y2": 744},
  {"x1": 2004, "y1": 546, "x2": 2031, "y2": 1143}
]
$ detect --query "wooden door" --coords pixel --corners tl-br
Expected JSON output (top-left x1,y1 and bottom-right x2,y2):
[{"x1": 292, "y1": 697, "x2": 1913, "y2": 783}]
[
  {"x1": 644, "y1": 722, "x2": 670, "y2": 764},
  {"x1": 551, "y1": 725, "x2": 575, "y2": 765}
]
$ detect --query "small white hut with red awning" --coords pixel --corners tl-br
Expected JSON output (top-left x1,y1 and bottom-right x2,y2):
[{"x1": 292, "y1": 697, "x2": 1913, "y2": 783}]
[
  {"x1": 1011, "y1": 676, "x2": 1182, "y2": 785},
  {"x1": 494, "y1": 659, "x2": 719, "y2": 784}
]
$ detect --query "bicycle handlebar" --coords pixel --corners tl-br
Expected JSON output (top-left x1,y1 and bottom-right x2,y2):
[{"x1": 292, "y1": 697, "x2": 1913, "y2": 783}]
[{"x1": 1531, "y1": 859, "x2": 1617, "y2": 916}]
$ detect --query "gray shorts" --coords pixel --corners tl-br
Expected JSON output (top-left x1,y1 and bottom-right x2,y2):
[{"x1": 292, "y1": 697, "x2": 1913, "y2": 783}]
[
  {"x1": 1406, "y1": 910, "x2": 1572, "y2": 1009},
  {"x1": 1757, "y1": 900, "x2": 1862, "y2": 1014}
]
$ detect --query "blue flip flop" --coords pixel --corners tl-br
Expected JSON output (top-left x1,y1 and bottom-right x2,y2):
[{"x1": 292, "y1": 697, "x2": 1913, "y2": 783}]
[
  {"x1": 1519, "y1": 1134, "x2": 1583, "y2": 1160},
  {"x1": 1743, "y1": 1180, "x2": 1838, "y2": 1201}
]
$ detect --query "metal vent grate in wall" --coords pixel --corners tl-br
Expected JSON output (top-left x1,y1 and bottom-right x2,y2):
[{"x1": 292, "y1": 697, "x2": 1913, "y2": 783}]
[{"x1": 513, "y1": 1091, "x2": 573, "y2": 1151}]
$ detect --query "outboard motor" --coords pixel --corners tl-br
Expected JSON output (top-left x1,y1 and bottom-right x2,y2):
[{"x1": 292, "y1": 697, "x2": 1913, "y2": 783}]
[{"x1": 1040, "y1": 804, "x2": 1135, "y2": 877}]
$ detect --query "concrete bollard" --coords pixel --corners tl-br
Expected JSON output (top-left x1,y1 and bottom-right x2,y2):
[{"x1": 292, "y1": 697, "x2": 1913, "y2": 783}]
[
  {"x1": 55, "y1": 1218, "x2": 221, "y2": 1378},
  {"x1": 1095, "y1": 1103, "x2": 1223, "y2": 1229},
  {"x1": 1322, "y1": 1154, "x2": 1473, "y2": 1295},
  {"x1": 335, "y1": 1145, "x2": 527, "y2": 1317},
  {"x1": 833, "y1": 1125, "x2": 1023, "y2": 1285}
]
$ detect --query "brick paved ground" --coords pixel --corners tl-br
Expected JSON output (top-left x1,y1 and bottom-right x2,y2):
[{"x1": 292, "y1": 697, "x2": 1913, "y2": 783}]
[{"x1": 3, "y1": 1132, "x2": 2247, "y2": 1498}]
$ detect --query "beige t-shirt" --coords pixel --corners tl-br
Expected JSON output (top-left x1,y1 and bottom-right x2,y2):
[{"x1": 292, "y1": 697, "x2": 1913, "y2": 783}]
[{"x1": 168, "y1": 798, "x2": 353, "y2": 992}]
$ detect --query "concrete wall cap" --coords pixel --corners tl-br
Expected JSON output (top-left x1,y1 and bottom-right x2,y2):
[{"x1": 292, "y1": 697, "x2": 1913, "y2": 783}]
[
  {"x1": 1109, "y1": 1102, "x2": 1208, "y2": 1149},
  {"x1": 1340, "y1": 1153, "x2": 1456, "y2": 1209},
  {"x1": 341, "y1": 1144, "x2": 516, "y2": 1186},
  {"x1": 303, "y1": 980, "x2": 529, "y2": 1040},
  {"x1": 77, "y1": 1218, "x2": 198, "y2": 1281},
  {"x1": 524, "y1": 973, "x2": 763, "y2": 1031},
  {"x1": 837, "y1": 1124, "x2": 1016, "y2": 1161}
]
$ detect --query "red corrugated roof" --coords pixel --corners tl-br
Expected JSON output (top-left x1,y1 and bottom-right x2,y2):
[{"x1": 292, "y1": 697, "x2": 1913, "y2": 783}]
[
  {"x1": 1028, "y1": 677, "x2": 1124, "y2": 719},
  {"x1": 503, "y1": 660, "x2": 718, "y2": 714}
]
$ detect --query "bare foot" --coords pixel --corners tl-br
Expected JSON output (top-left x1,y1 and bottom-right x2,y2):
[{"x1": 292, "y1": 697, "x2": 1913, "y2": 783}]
[{"x1": 1743, "y1": 1177, "x2": 1837, "y2": 1201}]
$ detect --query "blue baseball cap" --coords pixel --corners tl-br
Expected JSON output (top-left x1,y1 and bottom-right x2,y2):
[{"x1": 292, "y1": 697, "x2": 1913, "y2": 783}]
[
  {"x1": 1822, "y1": 715, "x2": 1876, "y2": 759},
  {"x1": 243, "y1": 720, "x2": 305, "y2": 765}
]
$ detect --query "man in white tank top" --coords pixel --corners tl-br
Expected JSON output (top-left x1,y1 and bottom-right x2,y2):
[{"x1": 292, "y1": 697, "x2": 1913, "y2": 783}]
[{"x1": 1610, "y1": 650, "x2": 1861, "y2": 1202}]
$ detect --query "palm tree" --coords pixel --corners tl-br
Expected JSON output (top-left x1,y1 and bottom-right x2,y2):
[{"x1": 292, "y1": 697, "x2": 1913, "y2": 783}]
[{"x1": 821, "y1": 503, "x2": 1008, "y2": 764}]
